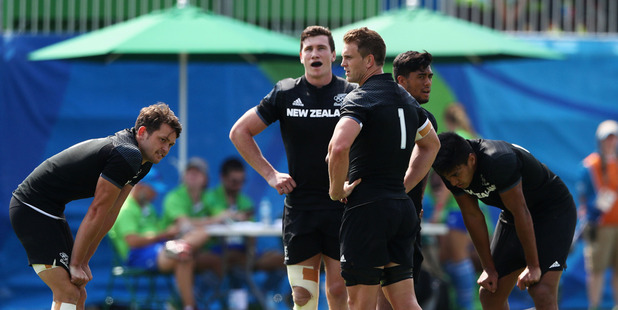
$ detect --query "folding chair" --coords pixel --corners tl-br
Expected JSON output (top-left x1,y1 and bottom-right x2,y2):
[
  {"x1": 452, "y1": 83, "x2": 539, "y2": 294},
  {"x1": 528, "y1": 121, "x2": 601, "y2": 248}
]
[{"x1": 103, "y1": 237, "x2": 180, "y2": 310}]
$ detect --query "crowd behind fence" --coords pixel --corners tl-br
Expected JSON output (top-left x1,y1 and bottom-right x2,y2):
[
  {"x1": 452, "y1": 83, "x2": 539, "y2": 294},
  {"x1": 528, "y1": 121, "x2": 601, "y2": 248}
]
[{"x1": 1, "y1": 0, "x2": 616, "y2": 37}]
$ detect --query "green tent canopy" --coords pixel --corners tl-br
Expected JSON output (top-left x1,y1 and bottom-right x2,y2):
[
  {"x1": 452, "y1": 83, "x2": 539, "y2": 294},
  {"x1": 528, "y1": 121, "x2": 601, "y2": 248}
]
[
  {"x1": 29, "y1": 3, "x2": 300, "y2": 175},
  {"x1": 331, "y1": 8, "x2": 561, "y2": 61}
]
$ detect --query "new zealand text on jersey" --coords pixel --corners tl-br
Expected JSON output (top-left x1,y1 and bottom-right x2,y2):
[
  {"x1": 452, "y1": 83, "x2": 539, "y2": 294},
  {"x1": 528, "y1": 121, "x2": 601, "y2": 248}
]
[{"x1": 287, "y1": 108, "x2": 341, "y2": 118}]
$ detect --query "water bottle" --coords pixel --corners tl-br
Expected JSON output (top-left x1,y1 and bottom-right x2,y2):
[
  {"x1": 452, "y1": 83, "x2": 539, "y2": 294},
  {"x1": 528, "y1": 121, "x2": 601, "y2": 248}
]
[{"x1": 259, "y1": 197, "x2": 272, "y2": 226}]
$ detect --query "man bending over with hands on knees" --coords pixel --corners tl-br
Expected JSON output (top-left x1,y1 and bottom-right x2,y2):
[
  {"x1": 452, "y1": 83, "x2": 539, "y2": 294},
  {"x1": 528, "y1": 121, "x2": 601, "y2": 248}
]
[
  {"x1": 432, "y1": 132, "x2": 576, "y2": 310},
  {"x1": 9, "y1": 103, "x2": 181, "y2": 310}
]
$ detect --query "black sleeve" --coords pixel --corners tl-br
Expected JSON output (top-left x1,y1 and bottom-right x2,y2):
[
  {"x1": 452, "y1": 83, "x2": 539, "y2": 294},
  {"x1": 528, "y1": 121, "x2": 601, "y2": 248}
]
[
  {"x1": 340, "y1": 91, "x2": 367, "y2": 124},
  {"x1": 489, "y1": 153, "x2": 522, "y2": 193},
  {"x1": 416, "y1": 106, "x2": 429, "y2": 131},
  {"x1": 129, "y1": 163, "x2": 152, "y2": 186},
  {"x1": 101, "y1": 144, "x2": 143, "y2": 188},
  {"x1": 256, "y1": 85, "x2": 279, "y2": 125}
]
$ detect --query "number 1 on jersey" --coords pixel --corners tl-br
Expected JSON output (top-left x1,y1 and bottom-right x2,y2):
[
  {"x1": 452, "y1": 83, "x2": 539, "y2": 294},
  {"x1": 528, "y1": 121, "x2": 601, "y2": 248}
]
[{"x1": 398, "y1": 108, "x2": 406, "y2": 149}]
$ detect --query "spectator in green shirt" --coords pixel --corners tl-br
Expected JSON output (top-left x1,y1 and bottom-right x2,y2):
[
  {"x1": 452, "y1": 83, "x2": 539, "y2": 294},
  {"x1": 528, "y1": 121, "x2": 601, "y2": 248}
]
[
  {"x1": 109, "y1": 169, "x2": 209, "y2": 310},
  {"x1": 162, "y1": 157, "x2": 224, "y2": 277},
  {"x1": 204, "y1": 157, "x2": 254, "y2": 223},
  {"x1": 162, "y1": 157, "x2": 212, "y2": 228},
  {"x1": 207, "y1": 157, "x2": 286, "y2": 301},
  {"x1": 205, "y1": 157, "x2": 284, "y2": 268},
  {"x1": 205, "y1": 157, "x2": 254, "y2": 264}
]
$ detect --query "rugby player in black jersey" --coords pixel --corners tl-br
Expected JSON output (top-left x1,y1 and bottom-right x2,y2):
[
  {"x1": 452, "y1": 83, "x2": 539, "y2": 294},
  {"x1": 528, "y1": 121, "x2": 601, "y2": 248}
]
[
  {"x1": 374, "y1": 50, "x2": 438, "y2": 310},
  {"x1": 394, "y1": 51, "x2": 436, "y2": 215},
  {"x1": 432, "y1": 132, "x2": 576, "y2": 310},
  {"x1": 328, "y1": 27, "x2": 439, "y2": 310},
  {"x1": 230, "y1": 26, "x2": 357, "y2": 309},
  {"x1": 9, "y1": 103, "x2": 181, "y2": 310}
]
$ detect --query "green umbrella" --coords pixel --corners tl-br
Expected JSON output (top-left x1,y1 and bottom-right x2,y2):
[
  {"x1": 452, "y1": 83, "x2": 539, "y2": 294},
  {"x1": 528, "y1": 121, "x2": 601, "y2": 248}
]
[
  {"x1": 331, "y1": 8, "x2": 561, "y2": 61},
  {"x1": 29, "y1": 1, "x2": 300, "y2": 174}
]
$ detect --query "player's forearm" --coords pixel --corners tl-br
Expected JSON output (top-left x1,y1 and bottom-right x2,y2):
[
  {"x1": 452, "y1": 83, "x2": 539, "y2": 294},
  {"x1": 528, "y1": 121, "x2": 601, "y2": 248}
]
[
  {"x1": 463, "y1": 210, "x2": 495, "y2": 271},
  {"x1": 86, "y1": 207, "x2": 124, "y2": 260},
  {"x1": 327, "y1": 145, "x2": 349, "y2": 201},
  {"x1": 327, "y1": 118, "x2": 359, "y2": 200},
  {"x1": 230, "y1": 127, "x2": 277, "y2": 183},
  {"x1": 94, "y1": 187, "x2": 132, "y2": 257},
  {"x1": 513, "y1": 208, "x2": 540, "y2": 268},
  {"x1": 404, "y1": 146, "x2": 437, "y2": 193},
  {"x1": 405, "y1": 130, "x2": 439, "y2": 192},
  {"x1": 79, "y1": 186, "x2": 130, "y2": 264},
  {"x1": 85, "y1": 216, "x2": 115, "y2": 261},
  {"x1": 72, "y1": 208, "x2": 110, "y2": 266}
]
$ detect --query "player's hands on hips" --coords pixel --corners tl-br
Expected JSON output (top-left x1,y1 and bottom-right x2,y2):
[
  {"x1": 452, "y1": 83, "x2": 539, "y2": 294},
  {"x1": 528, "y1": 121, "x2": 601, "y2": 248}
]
[
  {"x1": 70, "y1": 264, "x2": 91, "y2": 287},
  {"x1": 339, "y1": 179, "x2": 361, "y2": 203},
  {"x1": 478, "y1": 268, "x2": 498, "y2": 293},
  {"x1": 269, "y1": 172, "x2": 296, "y2": 195},
  {"x1": 517, "y1": 265, "x2": 541, "y2": 290}
]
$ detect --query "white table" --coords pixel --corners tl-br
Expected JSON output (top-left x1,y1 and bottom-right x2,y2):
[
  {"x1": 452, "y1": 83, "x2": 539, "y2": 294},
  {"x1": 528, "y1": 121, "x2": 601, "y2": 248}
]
[
  {"x1": 421, "y1": 222, "x2": 449, "y2": 236},
  {"x1": 205, "y1": 220, "x2": 447, "y2": 309},
  {"x1": 206, "y1": 220, "x2": 282, "y2": 237},
  {"x1": 205, "y1": 220, "x2": 283, "y2": 310},
  {"x1": 207, "y1": 220, "x2": 447, "y2": 237}
]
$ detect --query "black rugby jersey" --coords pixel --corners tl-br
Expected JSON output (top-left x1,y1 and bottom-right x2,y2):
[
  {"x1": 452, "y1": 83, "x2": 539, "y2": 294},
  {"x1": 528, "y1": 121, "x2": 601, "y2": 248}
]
[
  {"x1": 13, "y1": 128, "x2": 152, "y2": 217},
  {"x1": 341, "y1": 73, "x2": 429, "y2": 207},
  {"x1": 257, "y1": 74, "x2": 357, "y2": 210},
  {"x1": 445, "y1": 139, "x2": 572, "y2": 222}
]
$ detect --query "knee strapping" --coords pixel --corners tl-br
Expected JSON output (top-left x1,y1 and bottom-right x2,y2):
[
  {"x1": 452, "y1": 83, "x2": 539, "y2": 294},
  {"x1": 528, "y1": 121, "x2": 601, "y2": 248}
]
[
  {"x1": 51, "y1": 301, "x2": 77, "y2": 310},
  {"x1": 341, "y1": 267, "x2": 382, "y2": 286},
  {"x1": 287, "y1": 265, "x2": 319, "y2": 310},
  {"x1": 381, "y1": 265, "x2": 413, "y2": 286}
]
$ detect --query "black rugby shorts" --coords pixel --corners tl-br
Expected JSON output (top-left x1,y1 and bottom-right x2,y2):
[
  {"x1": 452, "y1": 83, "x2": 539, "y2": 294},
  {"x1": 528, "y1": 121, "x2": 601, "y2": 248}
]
[
  {"x1": 340, "y1": 198, "x2": 419, "y2": 271},
  {"x1": 490, "y1": 199, "x2": 576, "y2": 278},
  {"x1": 9, "y1": 197, "x2": 73, "y2": 273},
  {"x1": 282, "y1": 206, "x2": 344, "y2": 265}
]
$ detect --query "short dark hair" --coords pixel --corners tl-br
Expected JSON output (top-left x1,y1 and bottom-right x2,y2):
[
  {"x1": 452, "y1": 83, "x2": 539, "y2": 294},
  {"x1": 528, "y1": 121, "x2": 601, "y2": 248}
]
[
  {"x1": 392, "y1": 51, "x2": 433, "y2": 79},
  {"x1": 135, "y1": 102, "x2": 182, "y2": 138},
  {"x1": 220, "y1": 157, "x2": 245, "y2": 176},
  {"x1": 300, "y1": 25, "x2": 335, "y2": 53},
  {"x1": 343, "y1": 27, "x2": 386, "y2": 67},
  {"x1": 432, "y1": 132, "x2": 473, "y2": 176}
]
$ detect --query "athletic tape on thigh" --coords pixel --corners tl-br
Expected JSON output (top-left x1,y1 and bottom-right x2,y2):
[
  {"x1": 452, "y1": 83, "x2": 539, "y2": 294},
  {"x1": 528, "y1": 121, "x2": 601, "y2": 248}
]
[
  {"x1": 51, "y1": 301, "x2": 77, "y2": 310},
  {"x1": 33, "y1": 262, "x2": 60, "y2": 274},
  {"x1": 287, "y1": 265, "x2": 319, "y2": 310}
]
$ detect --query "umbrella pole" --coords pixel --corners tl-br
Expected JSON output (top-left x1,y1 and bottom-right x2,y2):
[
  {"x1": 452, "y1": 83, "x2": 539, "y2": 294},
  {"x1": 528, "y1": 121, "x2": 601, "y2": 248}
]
[{"x1": 178, "y1": 52, "x2": 188, "y2": 177}]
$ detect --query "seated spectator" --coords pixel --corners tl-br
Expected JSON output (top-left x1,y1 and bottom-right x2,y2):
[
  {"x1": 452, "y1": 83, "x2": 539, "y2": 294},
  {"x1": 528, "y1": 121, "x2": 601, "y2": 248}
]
[
  {"x1": 205, "y1": 157, "x2": 254, "y2": 267},
  {"x1": 205, "y1": 157, "x2": 286, "y2": 303},
  {"x1": 206, "y1": 157, "x2": 286, "y2": 263},
  {"x1": 162, "y1": 157, "x2": 223, "y2": 277},
  {"x1": 162, "y1": 157, "x2": 211, "y2": 228},
  {"x1": 108, "y1": 169, "x2": 209, "y2": 310},
  {"x1": 163, "y1": 156, "x2": 285, "y2": 305}
]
